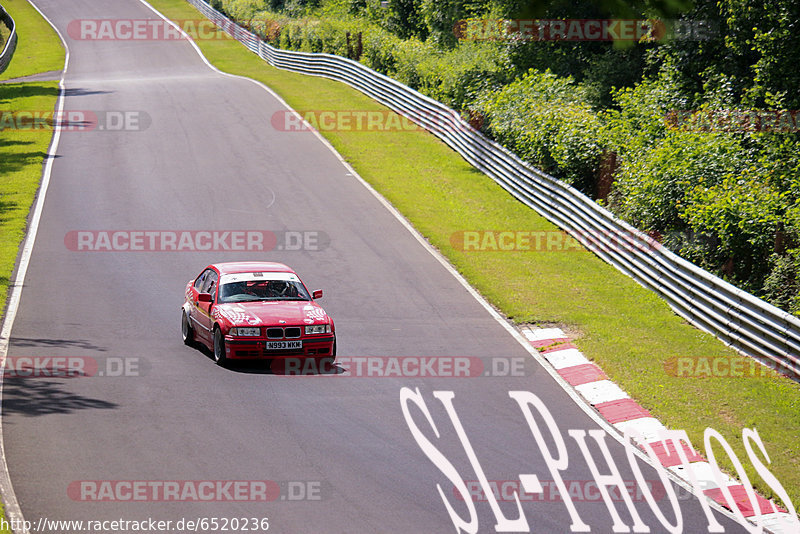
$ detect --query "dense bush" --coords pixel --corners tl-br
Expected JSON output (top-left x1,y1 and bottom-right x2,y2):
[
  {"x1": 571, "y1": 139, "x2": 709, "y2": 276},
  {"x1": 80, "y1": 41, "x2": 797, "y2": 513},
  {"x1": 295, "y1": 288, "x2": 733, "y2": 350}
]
[
  {"x1": 222, "y1": 1, "x2": 509, "y2": 110},
  {"x1": 610, "y1": 131, "x2": 749, "y2": 234},
  {"x1": 360, "y1": 26, "x2": 401, "y2": 73},
  {"x1": 474, "y1": 69, "x2": 604, "y2": 194},
  {"x1": 392, "y1": 41, "x2": 510, "y2": 109},
  {"x1": 682, "y1": 172, "x2": 782, "y2": 289},
  {"x1": 223, "y1": 0, "x2": 265, "y2": 20},
  {"x1": 216, "y1": 0, "x2": 800, "y2": 316}
]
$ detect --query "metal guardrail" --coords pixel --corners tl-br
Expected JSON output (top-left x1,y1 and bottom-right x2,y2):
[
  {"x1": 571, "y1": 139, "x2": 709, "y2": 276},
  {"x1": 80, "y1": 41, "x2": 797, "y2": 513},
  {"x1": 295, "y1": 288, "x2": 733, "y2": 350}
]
[
  {"x1": 185, "y1": 0, "x2": 800, "y2": 379},
  {"x1": 0, "y1": 3, "x2": 17, "y2": 75}
]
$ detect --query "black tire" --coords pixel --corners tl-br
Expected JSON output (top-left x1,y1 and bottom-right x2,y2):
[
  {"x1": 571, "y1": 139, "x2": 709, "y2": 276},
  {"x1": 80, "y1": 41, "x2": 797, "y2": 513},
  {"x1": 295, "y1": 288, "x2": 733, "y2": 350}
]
[
  {"x1": 181, "y1": 310, "x2": 194, "y2": 346},
  {"x1": 213, "y1": 327, "x2": 228, "y2": 367}
]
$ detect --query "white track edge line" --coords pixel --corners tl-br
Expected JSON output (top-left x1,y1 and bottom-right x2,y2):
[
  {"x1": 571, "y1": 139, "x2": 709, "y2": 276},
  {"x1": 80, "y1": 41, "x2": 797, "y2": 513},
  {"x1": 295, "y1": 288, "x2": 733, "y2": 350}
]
[{"x1": 0, "y1": 1, "x2": 70, "y2": 533}]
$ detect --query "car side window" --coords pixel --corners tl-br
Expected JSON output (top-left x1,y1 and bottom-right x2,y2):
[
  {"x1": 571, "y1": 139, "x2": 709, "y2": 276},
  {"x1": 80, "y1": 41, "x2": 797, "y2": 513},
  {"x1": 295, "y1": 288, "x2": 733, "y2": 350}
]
[
  {"x1": 203, "y1": 271, "x2": 219, "y2": 301},
  {"x1": 194, "y1": 270, "x2": 209, "y2": 290}
]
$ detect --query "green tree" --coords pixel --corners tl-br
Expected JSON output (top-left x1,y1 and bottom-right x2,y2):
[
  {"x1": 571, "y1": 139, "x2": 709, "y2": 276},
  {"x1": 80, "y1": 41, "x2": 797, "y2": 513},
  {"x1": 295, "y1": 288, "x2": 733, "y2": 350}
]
[{"x1": 385, "y1": 0, "x2": 429, "y2": 39}]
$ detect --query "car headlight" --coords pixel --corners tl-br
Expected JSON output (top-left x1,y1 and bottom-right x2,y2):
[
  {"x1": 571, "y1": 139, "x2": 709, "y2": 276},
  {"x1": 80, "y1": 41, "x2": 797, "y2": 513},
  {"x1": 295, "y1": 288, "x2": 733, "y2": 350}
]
[
  {"x1": 230, "y1": 327, "x2": 260, "y2": 336},
  {"x1": 305, "y1": 324, "x2": 331, "y2": 335}
]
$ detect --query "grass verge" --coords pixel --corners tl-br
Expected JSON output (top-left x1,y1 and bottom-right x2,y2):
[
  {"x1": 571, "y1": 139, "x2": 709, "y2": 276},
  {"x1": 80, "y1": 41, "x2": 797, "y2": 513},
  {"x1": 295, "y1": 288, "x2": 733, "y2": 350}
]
[
  {"x1": 0, "y1": 0, "x2": 63, "y2": 81},
  {"x1": 0, "y1": 0, "x2": 64, "y2": 318},
  {"x1": 0, "y1": 18, "x2": 8, "y2": 54},
  {"x1": 0, "y1": 82, "x2": 61, "y2": 317},
  {"x1": 147, "y1": 0, "x2": 800, "y2": 507}
]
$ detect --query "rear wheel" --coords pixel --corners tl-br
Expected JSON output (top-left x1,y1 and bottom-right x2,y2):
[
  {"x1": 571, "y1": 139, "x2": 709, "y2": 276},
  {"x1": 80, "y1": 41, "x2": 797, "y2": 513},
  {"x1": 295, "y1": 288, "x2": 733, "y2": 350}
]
[
  {"x1": 213, "y1": 328, "x2": 228, "y2": 367},
  {"x1": 181, "y1": 310, "x2": 194, "y2": 346}
]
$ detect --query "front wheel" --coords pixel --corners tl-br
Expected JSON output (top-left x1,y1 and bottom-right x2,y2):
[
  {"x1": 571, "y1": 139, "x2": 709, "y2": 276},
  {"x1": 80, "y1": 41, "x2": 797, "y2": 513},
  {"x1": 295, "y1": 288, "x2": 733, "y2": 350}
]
[
  {"x1": 181, "y1": 310, "x2": 194, "y2": 346},
  {"x1": 213, "y1": 328, "x2": 228, "y2": 367}
]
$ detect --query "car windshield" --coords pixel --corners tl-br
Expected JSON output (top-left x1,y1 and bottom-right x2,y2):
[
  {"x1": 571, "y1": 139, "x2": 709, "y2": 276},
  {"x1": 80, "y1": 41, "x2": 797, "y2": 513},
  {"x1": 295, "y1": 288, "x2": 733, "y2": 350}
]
[{"x1": 218, "y1": 278, "x2": 311, "y2": 303}]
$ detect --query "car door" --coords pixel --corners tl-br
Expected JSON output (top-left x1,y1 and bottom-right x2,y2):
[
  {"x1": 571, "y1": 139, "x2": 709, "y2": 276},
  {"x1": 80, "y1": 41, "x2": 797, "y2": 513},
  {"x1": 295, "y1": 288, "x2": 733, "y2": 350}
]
[
  {"x1": 189, "y1": 269, "x2": 213, "y2": 344},
  {"x1": 195, "y1": 269, "x2": 219, "y2": 342}
]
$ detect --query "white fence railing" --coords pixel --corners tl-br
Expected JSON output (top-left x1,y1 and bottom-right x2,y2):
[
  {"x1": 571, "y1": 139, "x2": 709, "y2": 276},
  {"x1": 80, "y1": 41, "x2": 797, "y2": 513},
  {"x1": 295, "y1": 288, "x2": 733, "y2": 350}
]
[
  {"x1": 185, "y1": 0, "x2": 800, "y2": 379},
  {"x1": 0, "y1": 3, "x2": 16, "y2": 74}
]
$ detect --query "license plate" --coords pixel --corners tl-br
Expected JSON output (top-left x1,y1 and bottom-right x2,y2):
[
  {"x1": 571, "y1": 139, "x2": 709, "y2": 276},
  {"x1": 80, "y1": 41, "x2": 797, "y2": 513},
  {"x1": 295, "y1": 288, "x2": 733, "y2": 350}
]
[{"x1": 266, "y1": 340, "x2": 302, "y2": 350}]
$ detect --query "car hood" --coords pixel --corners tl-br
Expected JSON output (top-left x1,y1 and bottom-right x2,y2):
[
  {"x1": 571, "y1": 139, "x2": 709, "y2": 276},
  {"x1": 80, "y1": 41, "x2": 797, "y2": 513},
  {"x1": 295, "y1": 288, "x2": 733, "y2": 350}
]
[{"x1": 214, "y1": 301, "x2": 329, "y2": 326}]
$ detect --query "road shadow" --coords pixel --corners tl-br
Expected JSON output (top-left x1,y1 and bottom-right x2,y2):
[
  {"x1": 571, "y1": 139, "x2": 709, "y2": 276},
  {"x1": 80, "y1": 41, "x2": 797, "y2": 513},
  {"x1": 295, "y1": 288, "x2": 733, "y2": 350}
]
[
  {"x1": 0, "y1": 83, "x2": 60, "y2": 103},
  {"x1": 10, "y1": 337, "x2": 108, "y2": 352},
  {"x1": 228, "y1": 358, "x2": 346, "y2": 376},
  {"x1": 191, "y1": 344, "x2": 344, "y2": 375},
  {"x1": 0, "y1": 139, "x2": 35, "y2": 148},
  {"x1": 0, "y1": 134, "x2": 48, "y2": 175},
  {"x1": 63, "y1": 87, "x2": 113, "y2": 98},
  {"x1": 0, "y1": 198, "x2": 16, "y2": 226},
  {"x1": 1, "y1": 378, "x2": 118, "y2": 417}
]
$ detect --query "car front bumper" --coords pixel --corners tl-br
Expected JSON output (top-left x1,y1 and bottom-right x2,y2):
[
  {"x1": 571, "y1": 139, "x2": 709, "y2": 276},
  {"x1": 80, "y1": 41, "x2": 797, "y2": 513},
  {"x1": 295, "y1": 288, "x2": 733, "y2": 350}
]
[{"x1": 224, "y1": 335, "x2": 335, "y2": 359}]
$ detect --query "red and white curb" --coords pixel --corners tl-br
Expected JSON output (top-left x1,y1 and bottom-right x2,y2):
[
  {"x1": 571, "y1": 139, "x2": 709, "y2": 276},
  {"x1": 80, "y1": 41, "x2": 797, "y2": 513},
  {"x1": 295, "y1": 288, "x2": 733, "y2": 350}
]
[{"x1": 521, "y1": 326, "x2": 797, "y2": 533}]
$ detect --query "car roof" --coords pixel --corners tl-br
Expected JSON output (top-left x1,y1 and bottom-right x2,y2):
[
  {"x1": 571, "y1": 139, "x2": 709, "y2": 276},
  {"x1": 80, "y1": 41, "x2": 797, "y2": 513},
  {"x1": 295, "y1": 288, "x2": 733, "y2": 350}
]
[{"x1": 211, "y1": 262, "x2": 295, "y2": 275}]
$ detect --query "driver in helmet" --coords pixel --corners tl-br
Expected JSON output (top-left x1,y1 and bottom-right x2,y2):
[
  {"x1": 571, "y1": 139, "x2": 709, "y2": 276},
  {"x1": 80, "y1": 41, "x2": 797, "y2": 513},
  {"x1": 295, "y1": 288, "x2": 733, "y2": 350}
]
[{"x1": 268, "y1": 280, "x2": 296, "y2": 297}]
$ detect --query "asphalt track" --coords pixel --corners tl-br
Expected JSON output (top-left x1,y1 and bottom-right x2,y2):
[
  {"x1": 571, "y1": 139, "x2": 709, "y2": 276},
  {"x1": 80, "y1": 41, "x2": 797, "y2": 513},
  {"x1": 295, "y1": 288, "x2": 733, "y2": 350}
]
[{"x1": 3, "y1": 1, "x2": 749, "y2": 532}]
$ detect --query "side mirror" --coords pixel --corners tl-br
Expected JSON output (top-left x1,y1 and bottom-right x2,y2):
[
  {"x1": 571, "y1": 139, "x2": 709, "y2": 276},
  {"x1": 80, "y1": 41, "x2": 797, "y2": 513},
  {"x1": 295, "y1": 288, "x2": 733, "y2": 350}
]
[
  {"x1": 197, "y1": 292, "x2": 213, "y2": 303},
  {"x1": 312, "y1": 290, "x2": 323, "y2": 300}
]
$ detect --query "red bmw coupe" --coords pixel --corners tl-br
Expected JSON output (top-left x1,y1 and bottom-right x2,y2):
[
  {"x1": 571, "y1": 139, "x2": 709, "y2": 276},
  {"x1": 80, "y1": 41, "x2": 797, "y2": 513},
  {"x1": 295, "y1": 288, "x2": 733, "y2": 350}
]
[{"x1": 181, "y1": 262, "x2": 336, "y2": 366}]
